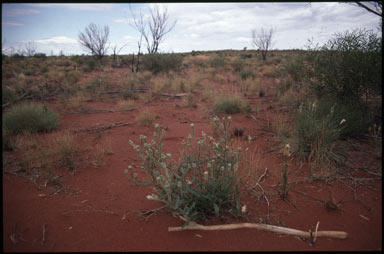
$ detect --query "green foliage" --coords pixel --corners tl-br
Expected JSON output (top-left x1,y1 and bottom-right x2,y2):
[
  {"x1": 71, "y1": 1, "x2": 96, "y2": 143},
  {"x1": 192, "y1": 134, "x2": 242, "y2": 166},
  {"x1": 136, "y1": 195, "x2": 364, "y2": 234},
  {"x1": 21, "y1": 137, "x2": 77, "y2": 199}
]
[
  {"x1": 3, "y1": 103, "x2": 59, "y2": 134},
  {"x1": 240, "y1": 69, "x2": 256, "y2": 80},
  {"x1": 72, "y1": 55, "x2": 98, "y2": 72},
  {"x1": 33, "y1": 53, "x2": 47, "y2": 58},
  {"x1": 2, "y1": 86, "x2": 16, "y2": 105},
  {"x1": 231, "y1": 59, "x2": 245, "y2": 72},
  {"x1": 309, "y1": 28, "x2": 382, "y2": 108},
  {"x1": 284, "y1": 54, "x2": 307, "y2": 82},
  {"x1": 213, "y1": 96, "x2": 251, "y2": 114},
  {"x1": 127, "y1": 117, "x2": 246, "y2": 224},
  {"x1": 309, "y1": 98, "x2": 372, "y2": 139},
  {"x1": 291, "y1": 100, "x2": 348, "y2": 167},
  {"x1": 209, "y1": 55, "x2": 226, "y2": 70},
  {"x1": 141, "y1": 53, "x2": 183, "y2": 74}
]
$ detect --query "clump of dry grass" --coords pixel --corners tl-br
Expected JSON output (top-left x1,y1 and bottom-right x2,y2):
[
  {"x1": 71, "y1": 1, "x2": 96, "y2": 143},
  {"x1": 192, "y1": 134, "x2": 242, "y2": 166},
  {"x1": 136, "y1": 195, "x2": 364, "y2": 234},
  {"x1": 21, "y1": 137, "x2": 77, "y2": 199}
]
[
  {"x1": 92, "y1": 138, "x2": 113, "y2": 168},
  {"x1": 66, "y1": 92, "x2": 89, "y2": 111},
  {"x1": 239, "y1": 78, "x2": 259, "y2": 96},
  {"x1": 137, "y1": 109, "x2": 157, "y2": 127},
  {"x1": 183, "y1": 93, "x2": 198, "y2": 108},
  {"x1": 117, "y1": 99, "x2": 137, "y2": 111},
  {"x1": 53, "y1": 131, "x2": 79, "y2": 170},
  {"x1": 201, "y1": 86, "x2": 215, "y2": 102}
]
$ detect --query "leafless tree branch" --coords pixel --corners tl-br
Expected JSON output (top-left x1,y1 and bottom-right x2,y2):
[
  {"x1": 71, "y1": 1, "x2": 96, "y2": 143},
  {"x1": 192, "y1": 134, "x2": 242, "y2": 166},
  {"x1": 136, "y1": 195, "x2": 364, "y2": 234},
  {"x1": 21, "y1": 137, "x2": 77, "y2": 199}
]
[
  {"x1": 130, "y1": 4, "x2": 177, "y2": 54},
  {"x1": 24, "y1": 41, "x2": 37, "y2": 57},
  {"x1": 252, "y1": 28, "x2": 275, "y2": 61},
  {"x1": 78, "y1": 23, "x2": 110, "y2": 60},
  {"x1": 355, "y1": 1, "x2": 382, "y2": 17}
]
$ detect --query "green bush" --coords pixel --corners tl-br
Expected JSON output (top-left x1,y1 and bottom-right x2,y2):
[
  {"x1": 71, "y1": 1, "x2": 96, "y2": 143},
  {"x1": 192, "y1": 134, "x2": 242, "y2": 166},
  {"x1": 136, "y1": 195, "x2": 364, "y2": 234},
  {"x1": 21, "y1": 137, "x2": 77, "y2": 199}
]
[
  {"x1": 33, "y1": 53, "x2": 46, "y2": 58},
  {"x1": 231, "y1": 59, "x2": 245, "y2": 72},
  {"x1": 209, "y1": 55, "x2": 226, "y2": 70},
  {"x1": 240, "y1": 69, "x2": 256, "y2": 80},
  {"x1": 284, "y1": 55, "x2": 307, "y2": 82},
  {"x1": 3, "y1": 103, "x2": 59, "y2": 134},
  {"x1": 291, "y1": 100, "x2": 348, "y2": 168},
  {"x1": 306, "y1": 98, "x2": 372, "y2": 139},
  {"x1": 141, "y1": 53, "x2": 183, "y2": 74},
  {"x1": 2, "y1": 86, "x2": 16, "y2": 105},
  {"x1": 127, "y1": 117, "x2": 246, "y2": 224},
  {"x1": 213, "y1": 96, "x2": 251, "y2": 114},
  {"x1": 309, "y1": 28, "x2": 382, "y2": 108}
]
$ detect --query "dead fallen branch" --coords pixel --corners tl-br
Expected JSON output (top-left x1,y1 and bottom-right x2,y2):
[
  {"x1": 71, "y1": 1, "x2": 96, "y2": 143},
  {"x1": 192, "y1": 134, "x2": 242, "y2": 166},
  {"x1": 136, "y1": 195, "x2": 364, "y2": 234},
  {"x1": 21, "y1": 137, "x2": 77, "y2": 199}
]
[
  {"x1": 168, "y1": 221, "x2": 348, "y2": 239},
  {"x1": 73, "y1": 122, "x2": 132, "y2": 134},
  {"x1": 101, "y1": 88, "x2": 188, "y2": 98}
]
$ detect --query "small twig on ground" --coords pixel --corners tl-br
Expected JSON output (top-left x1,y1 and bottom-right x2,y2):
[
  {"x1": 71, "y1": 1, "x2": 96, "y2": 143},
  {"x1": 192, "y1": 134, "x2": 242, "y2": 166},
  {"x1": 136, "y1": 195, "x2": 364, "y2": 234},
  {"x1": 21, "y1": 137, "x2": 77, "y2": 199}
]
[
  {"x1": 73, "y1": 122, "x2": 132, "y2": 134},
  {"x1": 41, "y1": 224, "x2": 47, "y2": 246},
  {"x1": 141, "y1": 205, "x2": 168, "y2": 216},
  {"x1": 352, "y1": 182, "x2": 371, "y2": 211}
]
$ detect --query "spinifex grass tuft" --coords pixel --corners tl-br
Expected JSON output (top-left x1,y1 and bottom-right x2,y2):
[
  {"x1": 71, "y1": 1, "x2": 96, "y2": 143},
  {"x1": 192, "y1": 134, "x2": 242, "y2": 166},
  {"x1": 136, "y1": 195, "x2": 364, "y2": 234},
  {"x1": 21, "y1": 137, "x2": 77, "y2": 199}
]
[{"x1": 127, "y1": 116, "x2": 250, "y2": 225}]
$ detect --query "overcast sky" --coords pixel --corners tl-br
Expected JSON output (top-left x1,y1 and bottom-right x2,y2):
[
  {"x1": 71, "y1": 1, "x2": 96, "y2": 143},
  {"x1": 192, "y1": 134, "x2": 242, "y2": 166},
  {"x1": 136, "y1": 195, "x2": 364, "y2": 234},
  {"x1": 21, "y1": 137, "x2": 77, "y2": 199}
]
[{"x1": 2, "y1": 2, "x2": 381, "y2": 55}]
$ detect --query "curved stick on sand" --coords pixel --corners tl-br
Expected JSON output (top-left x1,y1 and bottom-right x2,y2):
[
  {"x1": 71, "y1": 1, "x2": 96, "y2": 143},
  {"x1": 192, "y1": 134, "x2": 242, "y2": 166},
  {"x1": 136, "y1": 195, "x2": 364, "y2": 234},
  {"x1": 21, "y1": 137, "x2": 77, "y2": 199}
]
[{"x1": 168, "y1": 221, "x2": 347, "y2": 239}]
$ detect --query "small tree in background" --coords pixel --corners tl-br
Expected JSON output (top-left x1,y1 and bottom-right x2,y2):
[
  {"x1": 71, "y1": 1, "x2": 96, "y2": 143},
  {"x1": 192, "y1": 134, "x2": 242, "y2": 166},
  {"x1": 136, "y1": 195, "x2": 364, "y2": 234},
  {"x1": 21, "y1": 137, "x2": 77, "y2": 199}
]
[
  {"x1": 24, "y1": 41, "x2": 37, "y2": 57},
  {"x1": 78, "y1": 23, "x2": 110, "y2": 62},
  {"x1": 251, "y1": 27, "x2": 274, "y2": 61},
  {"x1": 130, "y1": 4, "x2": 177, "y2": 54}
]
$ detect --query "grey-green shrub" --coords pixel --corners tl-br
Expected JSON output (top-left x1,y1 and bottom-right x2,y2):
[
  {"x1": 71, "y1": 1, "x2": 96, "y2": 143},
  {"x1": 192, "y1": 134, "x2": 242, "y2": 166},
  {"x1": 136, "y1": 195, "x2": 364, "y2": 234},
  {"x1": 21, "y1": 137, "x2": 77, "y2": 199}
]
[
  {"x1": 309, "y1": 28, "x2": 382, "y2": 108},
  {"x1": 240, "y1": 69, "x2": 256, "y2": 80},
  {"x1": 2, "y1": 86, "x2": 16, "y2": 105},
  {"x1": 231, "y1": 59, "x2": 245, "y2": 73},
  {"x1": 213, "y1": 96, "x2": 251, "y2": 114},
  {"x1": 127, "y1": 117, "x2": 247, "y2": 224},
  {"x1": 141, "y1": 53, "x2": 183, "y2": 74},
  {"x1": 3, "y1": 103, "x2": 59, "y2": 134}
]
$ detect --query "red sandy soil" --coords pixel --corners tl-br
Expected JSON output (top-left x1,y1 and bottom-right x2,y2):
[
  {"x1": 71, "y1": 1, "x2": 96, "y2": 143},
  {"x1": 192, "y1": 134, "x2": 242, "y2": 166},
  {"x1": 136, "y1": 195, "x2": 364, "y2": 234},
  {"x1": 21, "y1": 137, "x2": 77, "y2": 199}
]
[{"x1": 3, "y1": 68, "x2": 382, "y2": 252}]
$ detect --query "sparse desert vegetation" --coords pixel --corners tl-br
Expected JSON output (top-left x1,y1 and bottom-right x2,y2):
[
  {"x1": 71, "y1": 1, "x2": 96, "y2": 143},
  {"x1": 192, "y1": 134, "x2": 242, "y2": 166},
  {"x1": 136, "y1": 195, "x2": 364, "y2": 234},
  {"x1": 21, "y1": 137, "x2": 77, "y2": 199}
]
[{"x1": 2, "y1": 5, "x2": 382, "y2": 252}]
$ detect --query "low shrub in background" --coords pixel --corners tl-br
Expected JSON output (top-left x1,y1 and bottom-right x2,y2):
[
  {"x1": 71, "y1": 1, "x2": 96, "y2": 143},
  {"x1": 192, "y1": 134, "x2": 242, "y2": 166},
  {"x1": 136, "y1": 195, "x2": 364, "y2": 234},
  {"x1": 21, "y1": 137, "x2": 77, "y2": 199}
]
[
  {"x1": 2, "y1": 86, "x2": 16, "y2": 105},
  {"x1": 240, "y1": 69, "x2": 256, "y2": 81},
  {"x1": 209, "y1": 55, "x2": 226, "y2": 70},
  {"x1": 127, "y1": 117, "x2": 248, "y2": 225},
  {"x1": 213, "y1": 96, "x2": 251, "y2": 114},
  {"x1": 141, "y1": 53, "x2": 183, "y2": 74},
  {"x1": 308, "y1": 28, "x2": 382, "y2": 110},
  {"x1": 137, "y1": 109, "x2": 156, "y2": 127},
  {"x1": 231, "y1": 58, "x2": 245, "y2": 73},
  {"x1": 3, "y1": 103, "x2": 59, "y2": 134}
]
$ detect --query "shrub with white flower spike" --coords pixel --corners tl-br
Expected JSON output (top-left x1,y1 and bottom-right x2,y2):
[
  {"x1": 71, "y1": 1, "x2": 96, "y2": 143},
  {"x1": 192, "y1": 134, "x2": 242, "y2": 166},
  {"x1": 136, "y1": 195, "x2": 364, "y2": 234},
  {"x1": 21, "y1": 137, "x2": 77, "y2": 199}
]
[{"x1": 126, "y1": 116, "x2": 248, "y2": 224}]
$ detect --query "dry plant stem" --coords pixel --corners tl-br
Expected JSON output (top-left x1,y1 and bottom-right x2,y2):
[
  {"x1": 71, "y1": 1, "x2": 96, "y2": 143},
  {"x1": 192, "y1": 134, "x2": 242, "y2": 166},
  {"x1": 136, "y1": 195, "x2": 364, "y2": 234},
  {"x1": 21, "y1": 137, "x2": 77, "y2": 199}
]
[
  {"x1": 168, "y1": 221, "x2": 348, "y2": 239},
  {"x1": 73, "y1": 122, "x2": 132, "y2": 134},
  {"x1": 41, "y1": 224, "x2": 47, "y2": 246},
  {"x1": 352, "y1": 182, "x2": 371, "y2": 211}
]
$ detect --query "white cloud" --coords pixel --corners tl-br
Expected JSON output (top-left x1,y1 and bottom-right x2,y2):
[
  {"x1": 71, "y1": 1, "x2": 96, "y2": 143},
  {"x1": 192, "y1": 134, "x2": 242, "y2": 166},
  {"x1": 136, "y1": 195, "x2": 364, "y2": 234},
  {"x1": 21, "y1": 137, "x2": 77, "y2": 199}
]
[
  {"x1": 5, "y1": 8, "x2": 40, "y2": 17},
  {"x1": 31, "y1": 3, "x2": 114, "y2": 11},
  {"x1": 3, "y1": 22, "x2": 24, "y2": 26},
  {"x1": 35, "y1": 36, "x2": 78, "y2": 45},
  {"x1": 114, "y1": 18, "x2": 134, "y2": 24}
]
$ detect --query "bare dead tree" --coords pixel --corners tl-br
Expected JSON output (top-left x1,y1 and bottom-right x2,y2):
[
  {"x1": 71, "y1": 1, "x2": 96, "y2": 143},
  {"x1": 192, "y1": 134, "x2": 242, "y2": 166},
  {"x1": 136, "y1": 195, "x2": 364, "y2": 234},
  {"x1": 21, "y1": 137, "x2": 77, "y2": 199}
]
[
  {"x1": 354, "y1": 1, "x2": 382, "y2": 17},
  {"x1": 78, "y1": 23, "x2": 110, "y2": 61},
  {"x1": 112, "y1": 43, "x2": 128, "y2": 61},
  {"x1": 129, "y1": 34, "x2": 143, "y2": 73},
  {"x1": 130, "y1": 4, "x2": 177, "y2": 54},
  {"x1": 24, "y1": 41, "x2": 37, "y2": 56},
  {"x1": 252, "y1": 28, "x2": 274, "y2": 61}
]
